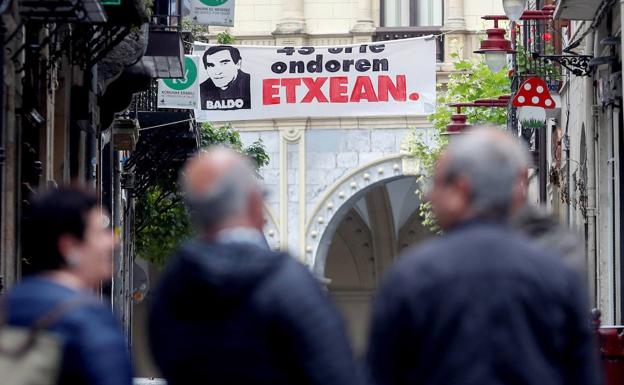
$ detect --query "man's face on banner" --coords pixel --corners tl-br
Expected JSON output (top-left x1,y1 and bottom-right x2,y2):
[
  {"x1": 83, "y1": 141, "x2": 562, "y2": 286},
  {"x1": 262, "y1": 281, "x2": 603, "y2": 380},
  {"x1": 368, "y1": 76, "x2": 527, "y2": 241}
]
[{"x1": 205, "y1": 50, "x2": 241, "y2": 90}]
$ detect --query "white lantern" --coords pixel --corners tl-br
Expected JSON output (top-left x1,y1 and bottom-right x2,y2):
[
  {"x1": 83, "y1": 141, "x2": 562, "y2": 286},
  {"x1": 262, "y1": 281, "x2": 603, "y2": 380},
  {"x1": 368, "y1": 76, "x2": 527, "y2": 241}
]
[
  {"x1": 485, "y1": 52, "x2": 508, "y2": 73},
  {"x1": 502, "y1": 0, "x2": 527, "y2": 22}
]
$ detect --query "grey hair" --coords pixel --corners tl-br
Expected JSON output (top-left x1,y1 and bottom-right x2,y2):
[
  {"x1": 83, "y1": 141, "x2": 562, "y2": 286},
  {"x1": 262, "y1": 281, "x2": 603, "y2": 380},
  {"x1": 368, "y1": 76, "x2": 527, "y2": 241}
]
[
  {"x1": 181, "y1": 152, "x2": 260, "y2": 230},
  {"x1": 444, "y1": 126, "x2": 530, "y2": 218}
]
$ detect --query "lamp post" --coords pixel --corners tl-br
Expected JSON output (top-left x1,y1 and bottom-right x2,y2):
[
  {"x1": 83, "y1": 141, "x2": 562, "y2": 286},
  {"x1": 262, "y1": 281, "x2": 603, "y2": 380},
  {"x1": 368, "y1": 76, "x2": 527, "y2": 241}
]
[
  {"x1": 445, "y1": 97, "x2": 511, "y2": 135},
  {"x1": 445, "y1": 104, "x2": 471, "y2": 135},
  {"x1": 474, "y1": 16, "x2": 515, "y2": 73}
]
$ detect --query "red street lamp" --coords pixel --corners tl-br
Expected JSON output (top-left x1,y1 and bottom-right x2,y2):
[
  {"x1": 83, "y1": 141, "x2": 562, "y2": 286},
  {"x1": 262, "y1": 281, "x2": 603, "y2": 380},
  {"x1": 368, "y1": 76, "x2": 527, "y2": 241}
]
[
  {"x1": 472, "y1": 95, "x2": 512, "y2": 107},
  {"x1": 476, "y1": 7, "x2": 555, "y2": 73},
  {"x1": 474, "y1": 16, "x2": 515, "y2": 73},
  {"x1": 445, "y1": 96, "x2": 511, "y2": 135},
  {"x1": 445, "y1": 104, "x2": 472, "y2": 135}
]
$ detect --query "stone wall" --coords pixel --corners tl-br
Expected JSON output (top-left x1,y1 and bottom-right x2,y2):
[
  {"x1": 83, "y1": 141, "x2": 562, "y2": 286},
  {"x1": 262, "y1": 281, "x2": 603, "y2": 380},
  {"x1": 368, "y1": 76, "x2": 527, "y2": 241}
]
[{"x1": 239, "y1": 126, "x2": 432, "y2": 261}]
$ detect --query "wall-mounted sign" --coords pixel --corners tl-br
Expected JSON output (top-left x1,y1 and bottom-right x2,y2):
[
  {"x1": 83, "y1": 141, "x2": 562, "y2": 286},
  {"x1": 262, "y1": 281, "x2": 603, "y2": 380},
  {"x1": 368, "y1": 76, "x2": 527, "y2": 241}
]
[
  {"x1": 512, "y1": 77, "x2": 556, "y2": 129},
  {"x1": 157, "y1": 56, "x2": 199, "y2": 109},
  {"x1": 192, "y1": 37, "x2": 436, "y2": 122},
  {"x1": 190, "y1": 0, "x2": 235, "y2": 26}
]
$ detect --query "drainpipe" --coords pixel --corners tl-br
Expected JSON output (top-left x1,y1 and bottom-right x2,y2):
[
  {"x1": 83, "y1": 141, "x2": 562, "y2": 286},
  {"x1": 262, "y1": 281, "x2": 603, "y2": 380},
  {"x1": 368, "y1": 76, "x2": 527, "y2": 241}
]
[
  {"x1": 586, "y1": 30, "x2": 598, "y2": 308},
  {"x1": 0, "y1": 0, "x2": 12, "y2": 293}
]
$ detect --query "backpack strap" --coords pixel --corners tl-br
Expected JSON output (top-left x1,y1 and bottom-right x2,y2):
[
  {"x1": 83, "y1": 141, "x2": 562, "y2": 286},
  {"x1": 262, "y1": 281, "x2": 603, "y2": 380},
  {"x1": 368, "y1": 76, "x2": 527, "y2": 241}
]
[{"x1": 0, "y1": 295, "x2": 99, "y2": 357}]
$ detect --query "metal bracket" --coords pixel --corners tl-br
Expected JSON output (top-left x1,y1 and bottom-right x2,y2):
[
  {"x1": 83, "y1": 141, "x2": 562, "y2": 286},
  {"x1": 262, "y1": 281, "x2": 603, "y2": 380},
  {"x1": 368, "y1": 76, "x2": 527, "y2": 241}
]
[{"x1": 538, "y1": 55, "x2": 593, "y2": 77}]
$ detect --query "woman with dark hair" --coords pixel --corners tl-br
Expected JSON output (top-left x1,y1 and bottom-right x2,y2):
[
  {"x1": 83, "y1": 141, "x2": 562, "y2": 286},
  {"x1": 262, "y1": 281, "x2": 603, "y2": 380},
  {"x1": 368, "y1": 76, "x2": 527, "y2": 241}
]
[{"x1": 3, "y1": 187, "x2": 133, "y2": 385}]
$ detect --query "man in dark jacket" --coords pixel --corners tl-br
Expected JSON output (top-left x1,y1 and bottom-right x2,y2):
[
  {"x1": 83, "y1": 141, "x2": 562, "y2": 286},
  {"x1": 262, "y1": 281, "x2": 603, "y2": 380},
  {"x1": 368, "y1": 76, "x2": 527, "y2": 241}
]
[
  {"x1": 149, "y1": 147, "x2": 362, "y2": 385},
  {"x1": 367, "y1": 127, "x2": 600, "y2": 385}
]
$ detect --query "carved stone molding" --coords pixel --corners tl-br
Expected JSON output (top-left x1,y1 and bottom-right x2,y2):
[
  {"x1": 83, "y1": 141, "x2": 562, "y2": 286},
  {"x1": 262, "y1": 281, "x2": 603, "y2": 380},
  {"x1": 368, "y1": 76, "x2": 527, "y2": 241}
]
[{"x1": 305, "y1": 155, "x2": 421, "y2": 273}]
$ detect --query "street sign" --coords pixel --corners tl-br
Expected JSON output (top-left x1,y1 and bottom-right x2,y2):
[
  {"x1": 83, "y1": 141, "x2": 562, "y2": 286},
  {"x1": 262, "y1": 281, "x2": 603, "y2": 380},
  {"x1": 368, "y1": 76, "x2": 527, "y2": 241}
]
[
  {"x1": 157, "y1": 55, "x2": 199, "y2": 109},
  {"x1": 190, "y1": 0, "x2": 235, "y2": 26}
]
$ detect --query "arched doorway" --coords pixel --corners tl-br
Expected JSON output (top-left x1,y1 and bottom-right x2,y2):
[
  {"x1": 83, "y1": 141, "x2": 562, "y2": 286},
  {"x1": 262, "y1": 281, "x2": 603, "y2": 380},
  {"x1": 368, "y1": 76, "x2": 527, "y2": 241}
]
[{"x1": 323, "y1": 176, "x2": 431, "y2": 353}]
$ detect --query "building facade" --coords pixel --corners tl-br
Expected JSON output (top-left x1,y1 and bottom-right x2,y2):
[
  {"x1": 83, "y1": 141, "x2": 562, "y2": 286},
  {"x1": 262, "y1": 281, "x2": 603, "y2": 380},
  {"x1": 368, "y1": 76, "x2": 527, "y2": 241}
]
[
  {"x1": 0, "y1": 0, "x2": 193, "y2": 347},
  {"x1": 548, "y1": 0, "x2": 623, "y2": 326},
  {"x1": 181, "y1": 0, "x2": 509, "y2": 354}
]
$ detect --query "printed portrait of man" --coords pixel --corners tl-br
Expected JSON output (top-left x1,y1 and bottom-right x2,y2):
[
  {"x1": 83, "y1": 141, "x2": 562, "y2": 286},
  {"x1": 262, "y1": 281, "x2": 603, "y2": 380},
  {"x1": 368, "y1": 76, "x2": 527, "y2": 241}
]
[{"x1": 200, "y1": 45, "x2": 251, "y2": 111}]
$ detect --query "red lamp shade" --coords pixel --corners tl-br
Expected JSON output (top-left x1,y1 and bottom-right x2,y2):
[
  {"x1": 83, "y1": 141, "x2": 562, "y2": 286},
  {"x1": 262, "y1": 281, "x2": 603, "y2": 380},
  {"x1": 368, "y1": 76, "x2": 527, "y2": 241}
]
[
  {"x1": 474, "y1": 17, "x2": 515, "y2": 72},
  {"x1": 445, "y1": 104, "x2": 472, "y2": 135}
]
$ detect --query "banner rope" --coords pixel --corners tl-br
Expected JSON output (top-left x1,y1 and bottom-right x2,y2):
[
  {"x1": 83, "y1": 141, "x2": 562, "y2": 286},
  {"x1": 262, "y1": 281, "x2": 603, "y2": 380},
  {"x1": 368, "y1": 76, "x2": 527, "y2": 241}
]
[{"x1": 138, "y1": 118, "x2": 198, "y2": 131}]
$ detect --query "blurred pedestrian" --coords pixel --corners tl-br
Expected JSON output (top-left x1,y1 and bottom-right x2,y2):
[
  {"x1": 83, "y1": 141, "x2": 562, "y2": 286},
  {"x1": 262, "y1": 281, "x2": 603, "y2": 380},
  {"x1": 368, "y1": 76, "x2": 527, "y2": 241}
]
[
  {"x1": 1, "y1": 187, "x2": 132, "y2": 385},
  {"x1": 148, "y1": 147, "x2": 362, "y2": 385},
  {"x1": 367, "y1": 127, "x2": 599, "y2": 385},
  {"x1": 511, "y1": 204, "x2": 586, "y2": 276}
]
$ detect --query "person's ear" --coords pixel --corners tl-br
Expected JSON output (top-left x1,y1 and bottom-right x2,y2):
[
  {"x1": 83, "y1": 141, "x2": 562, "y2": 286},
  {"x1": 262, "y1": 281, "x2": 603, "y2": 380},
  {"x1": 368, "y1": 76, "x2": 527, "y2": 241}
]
[
  {"x1": 57, "y1": 233, "x2": 80, "y2": 266},
  {"x1": 236, "y1": 60, "x2": 242, "y2": 69},
  {"x1": 248, "y1": 188, "x2": 265, "y2": 231},
  {"x1": 511, "y1": 168, "x2": 529, "y2": 212},
  {"x1": 455, "y1": 176, "x2": 472, "y2": 203}
]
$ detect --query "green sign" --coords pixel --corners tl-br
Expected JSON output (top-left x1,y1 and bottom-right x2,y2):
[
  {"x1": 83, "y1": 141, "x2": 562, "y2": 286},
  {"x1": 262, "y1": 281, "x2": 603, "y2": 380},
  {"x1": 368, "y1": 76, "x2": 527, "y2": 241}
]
[
  {"x1": 199, "y1": 0, "x2": 228, "y2": 5},
  {"x1": 101, "y1": 0, "x2": 121, "y2": 5},
  {"x1": 163, "y1": 57, "x2": 198, "y2": 91},
  {"x1": 158, "y1": 55, "x2": 199, "y2": 109}
]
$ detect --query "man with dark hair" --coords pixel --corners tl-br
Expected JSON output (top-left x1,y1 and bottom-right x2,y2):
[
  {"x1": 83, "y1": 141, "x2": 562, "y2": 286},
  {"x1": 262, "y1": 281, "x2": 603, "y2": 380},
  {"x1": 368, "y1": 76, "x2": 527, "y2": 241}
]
[
  {"x1": 367, "y1": 127, "x2": 600, "y2": 385},
  {"x1": 200, "y1": 45, "x2": 251, "y2": 111}
]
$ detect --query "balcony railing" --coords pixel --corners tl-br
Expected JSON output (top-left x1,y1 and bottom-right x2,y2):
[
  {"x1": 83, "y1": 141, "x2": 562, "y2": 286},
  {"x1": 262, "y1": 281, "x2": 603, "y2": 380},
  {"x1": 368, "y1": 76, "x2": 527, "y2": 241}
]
[{"x1": 373, "y1": 27, "x2": 444, "y2": 62}]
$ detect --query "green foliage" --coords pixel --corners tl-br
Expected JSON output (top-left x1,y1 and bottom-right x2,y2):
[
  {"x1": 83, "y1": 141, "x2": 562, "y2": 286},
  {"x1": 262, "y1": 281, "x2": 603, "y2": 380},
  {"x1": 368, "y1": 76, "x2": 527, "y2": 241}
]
[
  {"x1": 521, "y1": 118, "x2": 547, "y2": 130},
  {"x1": 136, "y1": 123, "x2": 269, "y2": 266},
  {"x1": 216, "y1": 31, "x2": 236, "y2": 44},
  {"x1": 135, "y1": 190, "x2": 189, "y2": 266},
  {"x1": 515, "y1": 44, "x2": 560, "y2": 81},
  {"x1": 404, "y1": 54, "x2": 511, "y2": 233},
  {"x1": 182, "y1": 17, "x2": 209, "y2": 43},
  {"x1": 181, "y1": 20, "x2": 236, "y2": 45},
  {"x1": 429, "y1": 54, "x2": 510, "y2": 131},
  {"x1": 200, "y1": 123, "x2": 270, "y2": 172}
]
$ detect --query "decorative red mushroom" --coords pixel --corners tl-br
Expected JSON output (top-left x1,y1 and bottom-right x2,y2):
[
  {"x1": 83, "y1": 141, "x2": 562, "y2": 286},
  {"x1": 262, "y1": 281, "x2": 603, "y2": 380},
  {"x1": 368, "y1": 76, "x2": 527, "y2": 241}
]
[{"x1": 512, "y1": 77, "x2": 556, "y2": 129}]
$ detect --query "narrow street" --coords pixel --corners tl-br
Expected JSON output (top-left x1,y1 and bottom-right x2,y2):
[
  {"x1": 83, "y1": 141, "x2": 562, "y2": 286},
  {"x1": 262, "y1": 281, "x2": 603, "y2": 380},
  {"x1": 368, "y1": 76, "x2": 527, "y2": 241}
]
[{"x1": 0, "y1": 0, "x2": 623, "y2": 384}]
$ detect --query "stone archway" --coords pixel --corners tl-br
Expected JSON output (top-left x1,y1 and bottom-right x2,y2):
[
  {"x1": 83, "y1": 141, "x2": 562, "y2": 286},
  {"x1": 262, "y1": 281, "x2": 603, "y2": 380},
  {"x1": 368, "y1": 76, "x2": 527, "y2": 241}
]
[
  {"x1": 317, "y1": 170, "x2": 431, "y2": 353},
  {"x1": 304, "y1": 154, "x2": 421, "y2": 278}
]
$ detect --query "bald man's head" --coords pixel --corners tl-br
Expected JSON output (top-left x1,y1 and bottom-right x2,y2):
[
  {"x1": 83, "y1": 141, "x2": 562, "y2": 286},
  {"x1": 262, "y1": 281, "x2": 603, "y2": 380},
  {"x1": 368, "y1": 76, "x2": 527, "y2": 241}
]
[{"x1": 181, "y1": 147, "x2": 264, "y2": 234}]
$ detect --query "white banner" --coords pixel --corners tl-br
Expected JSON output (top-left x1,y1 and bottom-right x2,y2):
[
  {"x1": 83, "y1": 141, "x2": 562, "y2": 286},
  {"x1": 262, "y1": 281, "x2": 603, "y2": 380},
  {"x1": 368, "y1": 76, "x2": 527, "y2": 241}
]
[
  {"x1": 158, "y1": 55, "x2": 200, "y2": 109},
  {"x1": 190, "y1": 0, "x2": 235, "y2": 26},
  {"x1": 192, "y1": 37, "x2": 436, "y2": 122}
]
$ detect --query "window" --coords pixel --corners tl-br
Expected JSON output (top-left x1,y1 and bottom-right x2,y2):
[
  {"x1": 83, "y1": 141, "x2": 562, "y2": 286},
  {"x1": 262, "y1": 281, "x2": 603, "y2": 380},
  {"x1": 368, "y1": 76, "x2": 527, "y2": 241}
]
[{"x1": 382, "y1": 0, "x2": 443, "y2": 27}]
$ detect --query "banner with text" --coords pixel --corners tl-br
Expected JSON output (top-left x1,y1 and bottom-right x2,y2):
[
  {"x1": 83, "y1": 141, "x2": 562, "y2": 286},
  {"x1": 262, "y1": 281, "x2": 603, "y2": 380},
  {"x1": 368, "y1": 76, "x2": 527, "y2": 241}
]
[
  {"x1": 158, "y1": 55, "x2": 199, "y2": 109},
  {"x1": 193, "y1": 37, "x2": 436, "y2": 122},
  {"x1": 190, "y1": 0, "x2": 235, "y2": 26}
]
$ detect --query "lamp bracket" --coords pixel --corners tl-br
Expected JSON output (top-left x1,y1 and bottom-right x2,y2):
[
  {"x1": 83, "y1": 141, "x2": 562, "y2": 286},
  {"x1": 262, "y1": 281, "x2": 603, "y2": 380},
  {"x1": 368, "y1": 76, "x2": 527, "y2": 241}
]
[{"x1": 538, "y1": 55, "x2": 593, "y2": 77}]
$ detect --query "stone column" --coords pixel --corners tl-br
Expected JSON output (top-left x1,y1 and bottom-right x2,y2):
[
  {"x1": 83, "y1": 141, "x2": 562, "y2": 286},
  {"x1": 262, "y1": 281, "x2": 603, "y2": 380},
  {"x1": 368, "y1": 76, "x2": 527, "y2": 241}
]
[
  {"x1": 274, "y1": 0, "x2": 306, "y2": 35},
  {"x1": 445, "y1": 0, "x2": 466, "y2": 30},
  {"x1": 351, "y1": 0, "x2": 375, "y2": 34},
  {"x1": 443, "y1": 0, "x2": 467, "y2": 63}
]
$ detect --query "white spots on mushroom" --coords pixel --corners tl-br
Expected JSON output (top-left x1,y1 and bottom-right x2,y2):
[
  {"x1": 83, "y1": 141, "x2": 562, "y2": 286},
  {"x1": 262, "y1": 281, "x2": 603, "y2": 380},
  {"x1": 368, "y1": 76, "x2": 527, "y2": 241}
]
[
  {"x1": 536, "y1": 86, "x2": 544, "y2": 94},
  {"x1": 518, "y1": 96, "x2": 525, "y2": 103},
  {"x1": 532, "y1": 96, "x2": 540, "y2": 105},
  {"x1": 545, "y1": 99, "x2": 553, "y2": 107},
  {"x1": 524, "y1": 83, "x2": 532, "y2": 91}
]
